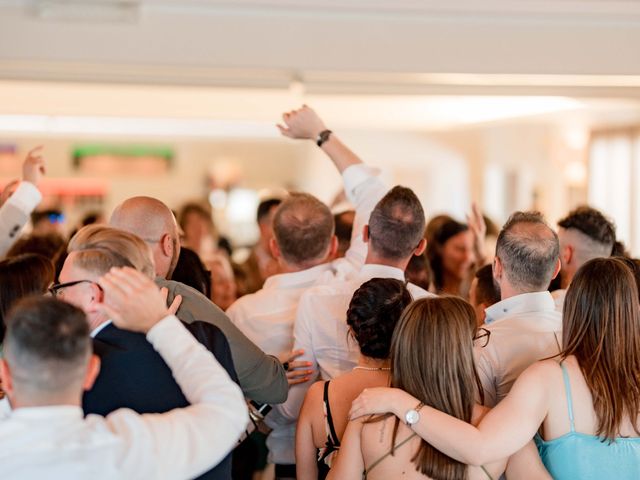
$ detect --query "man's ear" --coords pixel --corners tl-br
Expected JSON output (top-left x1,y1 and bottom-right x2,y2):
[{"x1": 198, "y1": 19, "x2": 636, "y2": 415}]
[
  {"x1": 86, "y1": 284, "x2": 104, "y2": 313},
  {"x1": 561, "y1": 245, "x2": 574, "y2": 266},
  {"x1": 363, "y1": 225, "x2": 370, "y2": 243},
  {"x1": 161, "y1": 234, "x2": 173, "y2": 258},
  {"x1": 414, "y1": 238, "x2": 427, "y2": 256},
  {"x1": 82, "y1": 355, "x2": 101, "y2": 392},
  {"x1": 493, "y1": 256, "x2": 503, "y2": 283},
  {"x1": 327, "y1": 235, "x2": 338, "y2": 259},
  {"x1": 269, "y1": 237, "x2": 281, "y2": 260},
  {"x1": 0, "y1": 358, "x2": 14, "y2": 397},
  {"x1": 551, "y1": 257, "x2": 561, "y2": 280}
]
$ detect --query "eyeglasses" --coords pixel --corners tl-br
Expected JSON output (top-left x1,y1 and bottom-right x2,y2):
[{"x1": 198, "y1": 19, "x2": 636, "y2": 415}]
[
  {"x1": 473, "y1": 327, "x2": 491, "y2": 348},
  {"x1": 48, "y1": 280, "x2": 102, "y2": 298}
]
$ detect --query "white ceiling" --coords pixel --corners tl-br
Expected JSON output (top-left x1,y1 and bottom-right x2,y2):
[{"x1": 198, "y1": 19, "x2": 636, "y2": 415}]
[{"x1": 1, "y1": 0, "x2": 640, "y2": 94}]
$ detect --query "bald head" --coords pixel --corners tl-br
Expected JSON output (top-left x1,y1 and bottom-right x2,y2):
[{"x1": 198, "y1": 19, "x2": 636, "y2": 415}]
[
  {"x1": 109, "y1": 196, "x2": 180, "y2": 279},
  {"x1": 495, "y1": 211, "x2": 560, "y2": 293}
]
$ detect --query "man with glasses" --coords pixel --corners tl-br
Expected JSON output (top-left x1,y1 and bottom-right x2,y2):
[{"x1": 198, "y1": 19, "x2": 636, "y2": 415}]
[
  {"x1": 0, "y1": 267, "x2": 247, "y2": 479},
  {"x1": 55, "y1": 244, "x2": 240, "y2": 480},
  {"x1": 475, "y1": 211, "x2": 562, "y2": 407}
]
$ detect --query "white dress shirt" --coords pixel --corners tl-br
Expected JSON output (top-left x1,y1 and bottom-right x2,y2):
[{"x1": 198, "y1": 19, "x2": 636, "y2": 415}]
[
  {"x1": 477, "y1": 291, "x2": 562, "y2": 407},
  {"x1": 551, "y1": 288, "x2": 566, "y2": 312},
  {"x1": 0, "y1": 316, "x2": 249, "y2": 480},
  {"x1": 272, "y1": 264, "x2": 431, "y2": 431},
  {"x1": 226, "y1": 263, "x2": 332, "y2": 361},
  {"x1": 0, "y1": 181, "x2": 41, "y2": 258},
  {"x1": 225, "y1": 163, "x2": 386, "y2": 465}
]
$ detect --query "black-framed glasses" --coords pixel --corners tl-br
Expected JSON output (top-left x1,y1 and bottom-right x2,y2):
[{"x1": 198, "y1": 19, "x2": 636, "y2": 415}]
[
  {"x1": 474, "y1": 327, "x2": 491, "y2": 348},
  {"x1": 48, "y1": 280, "x2": 102, "y2": 297}
]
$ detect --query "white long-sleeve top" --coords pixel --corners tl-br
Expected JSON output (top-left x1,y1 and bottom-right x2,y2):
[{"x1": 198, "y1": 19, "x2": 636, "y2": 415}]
[
  {"x1": 0, "y1": 315, "x2": 249, "y2": 480},
  {"x1": 0, "y1": 181, "x2": 41, "y2": 258}
]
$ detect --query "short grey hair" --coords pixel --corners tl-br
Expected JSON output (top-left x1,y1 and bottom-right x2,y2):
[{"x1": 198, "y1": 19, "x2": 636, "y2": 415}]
[{"x1": 496, "y1": 211, "x2": 559, "y2": 292}]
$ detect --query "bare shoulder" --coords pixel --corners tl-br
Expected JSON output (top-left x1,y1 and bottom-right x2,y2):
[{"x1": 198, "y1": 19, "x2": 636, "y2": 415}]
[
  {"x1": 361, "y1": 414, "x2": 396, "y2": 445},
  {"x1": 524, "y1": 358, "x2": 562, "y2": 379},
  {"x1": 301, "y1": 381, "x2": 326, "y2": 410}
]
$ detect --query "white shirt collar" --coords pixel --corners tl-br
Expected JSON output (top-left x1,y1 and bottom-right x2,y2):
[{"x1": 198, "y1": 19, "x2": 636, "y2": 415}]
[
  {"x1": 484, "y1": 291, "x2": 556, "y2": 325},
  {"x1": 90, "y1": 320, "x2": 113, "y2": 338},
  {"x1": 357, "y1": 263, "x2": 406, "y2": 282},
  {"x1": 10, "y1": 405, "x2": 84, "y2": 420},
  {"x1": 262, "y1": 263, "x2": 332, "y2": 290}
]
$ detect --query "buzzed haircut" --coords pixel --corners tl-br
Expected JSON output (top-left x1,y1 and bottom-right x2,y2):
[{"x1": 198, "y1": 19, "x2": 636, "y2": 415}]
[
  {"x1": 257, "y1": 198, "x2": 282, "y2": 224},
  {"x1": 474, "y1": 264, "x2": 501, "y2": 307},
  {"x1": 368, "y1": 186, "x2": 426, "y2": 261},
  {"x1": 496, "y1": 211, "x2": 559, "y2": 292},
  {"x1": 557, "y1": 206, "x2": 616, "y2": 256},
  {"x1": 273, "y1": 193, "x2": 334, "y2": 268},
  {"x1": 4, "y1": 297, "x2": 91, "y2": 393}
]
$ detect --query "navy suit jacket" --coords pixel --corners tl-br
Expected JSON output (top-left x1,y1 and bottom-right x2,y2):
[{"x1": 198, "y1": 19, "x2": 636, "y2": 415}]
[{"x1": 84, "y1": 320, "x2": 239, "y2": 480}]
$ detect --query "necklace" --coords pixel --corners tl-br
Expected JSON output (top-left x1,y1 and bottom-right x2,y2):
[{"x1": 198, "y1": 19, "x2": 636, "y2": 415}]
[{"x1": 353, "y1": 366, "x2": 391, "y2": 371}]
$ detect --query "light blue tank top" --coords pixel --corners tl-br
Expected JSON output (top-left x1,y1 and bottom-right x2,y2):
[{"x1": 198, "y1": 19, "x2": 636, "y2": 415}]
[{"x1": 535, "y1": 362, "x2": 640, "y2": 479}]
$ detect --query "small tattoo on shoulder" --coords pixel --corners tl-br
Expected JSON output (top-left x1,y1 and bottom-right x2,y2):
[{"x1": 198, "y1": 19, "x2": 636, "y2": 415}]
[{"x1": 379, "y1": 421, "x2": 386, "y2": 443}]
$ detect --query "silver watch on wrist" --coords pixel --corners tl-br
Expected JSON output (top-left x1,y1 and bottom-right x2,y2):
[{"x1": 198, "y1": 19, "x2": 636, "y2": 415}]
[{"x1": 404, "y1": 402, "x2": 425, "y2": 426}]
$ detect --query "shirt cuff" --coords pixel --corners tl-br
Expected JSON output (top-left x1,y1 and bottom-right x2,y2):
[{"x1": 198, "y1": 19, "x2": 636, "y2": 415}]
[
  {"x1": 7, "y1": 181, "x2": 42, "y2": 213},
  {"x1": 342, "y1": 164, "x2": 381, "y2": 194}
]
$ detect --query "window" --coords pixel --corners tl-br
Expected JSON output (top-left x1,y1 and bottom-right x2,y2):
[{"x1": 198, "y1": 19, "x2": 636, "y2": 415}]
[{"x1": 589, "y1": 129, "x2": 640, "y2": 255}]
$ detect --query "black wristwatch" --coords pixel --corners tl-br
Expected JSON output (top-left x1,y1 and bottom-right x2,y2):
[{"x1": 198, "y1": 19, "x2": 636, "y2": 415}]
[{"x1": 316, "y1": 129, "x2": 332, "y2": 147}]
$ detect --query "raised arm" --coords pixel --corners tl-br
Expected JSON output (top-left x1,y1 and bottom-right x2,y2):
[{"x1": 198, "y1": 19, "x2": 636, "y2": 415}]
[
  {"x1": 99, "y1": 268, "x2": 248, "y2": 480},
  {"x1": 0, "y1": 146, "x2": 45, "y2": 258},
  {"x1": 278, "y1": 105, "x2": 362, "y2": 173},
  {"x1": 349, "y1": 362, "x2": 553, "y2": 466},
  {"x1": 278, "y1": 105, "x2": 387, "y2": 270}
]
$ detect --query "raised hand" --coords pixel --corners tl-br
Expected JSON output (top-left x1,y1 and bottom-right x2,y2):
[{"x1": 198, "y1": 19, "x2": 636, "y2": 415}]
[
  {"x1": 467, "y1": 202, "x2": 487, "y2": 265},
  {"x1": 277, "y1": 105, "x2": 327, "y2": 140},
  {"x1": 97, "y1": 267, "x2": 170, "y2": 333},
  {"x1": 22, "y1": 146, "x2": 46, "y2": 186}
]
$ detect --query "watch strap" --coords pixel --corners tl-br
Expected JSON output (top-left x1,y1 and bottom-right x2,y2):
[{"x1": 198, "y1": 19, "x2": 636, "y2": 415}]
[{"x1": 316, "y1": 129, "x2": 332, "y2": 147}]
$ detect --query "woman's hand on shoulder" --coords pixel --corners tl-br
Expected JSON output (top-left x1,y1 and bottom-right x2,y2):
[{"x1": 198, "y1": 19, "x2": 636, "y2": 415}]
[{"x1": 349, "y1": 387, "x2": 418, "y2": 420}]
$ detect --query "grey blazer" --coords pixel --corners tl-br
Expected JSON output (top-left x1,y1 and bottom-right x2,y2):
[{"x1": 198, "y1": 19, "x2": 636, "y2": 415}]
[{"x1": 156, "y1": 277, "x2": 288, "y2": 405}]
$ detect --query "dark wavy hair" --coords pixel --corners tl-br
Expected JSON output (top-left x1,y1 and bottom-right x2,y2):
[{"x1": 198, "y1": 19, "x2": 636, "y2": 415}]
[
  {"x1": 0, "y1": 254, "x2": 55, "y2": 342},
  {"x1": 346, "y1": 278, "x2": 412, "y2": 359}
]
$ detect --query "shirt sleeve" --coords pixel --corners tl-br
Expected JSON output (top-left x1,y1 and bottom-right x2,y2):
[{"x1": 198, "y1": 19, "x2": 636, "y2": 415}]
[
  {"x1": 338, "y1": 164, "x2": 387, "y2": 272},
  {"x1": 0, "y1": 181, "x2": 42, "y2": 258},
  {"x1": 269, "y1": 290, "x2": 318, "y2": 423},
  {"x1": 474, "y1": 343, "x2": 498, "y2": 408},
  {"x1": 106, "y1": 315, "x2": 249, "y2": 480}
]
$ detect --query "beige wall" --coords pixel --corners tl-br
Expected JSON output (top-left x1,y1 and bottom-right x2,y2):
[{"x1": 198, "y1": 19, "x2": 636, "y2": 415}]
[{"x1": 2, "y1": 118, "x2": 589, "y2": 242}]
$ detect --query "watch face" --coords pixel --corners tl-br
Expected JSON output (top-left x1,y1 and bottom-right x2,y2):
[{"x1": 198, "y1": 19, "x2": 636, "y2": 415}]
[{"x1": 405, "y1": 409, "x2": 419, "y2": 425}]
